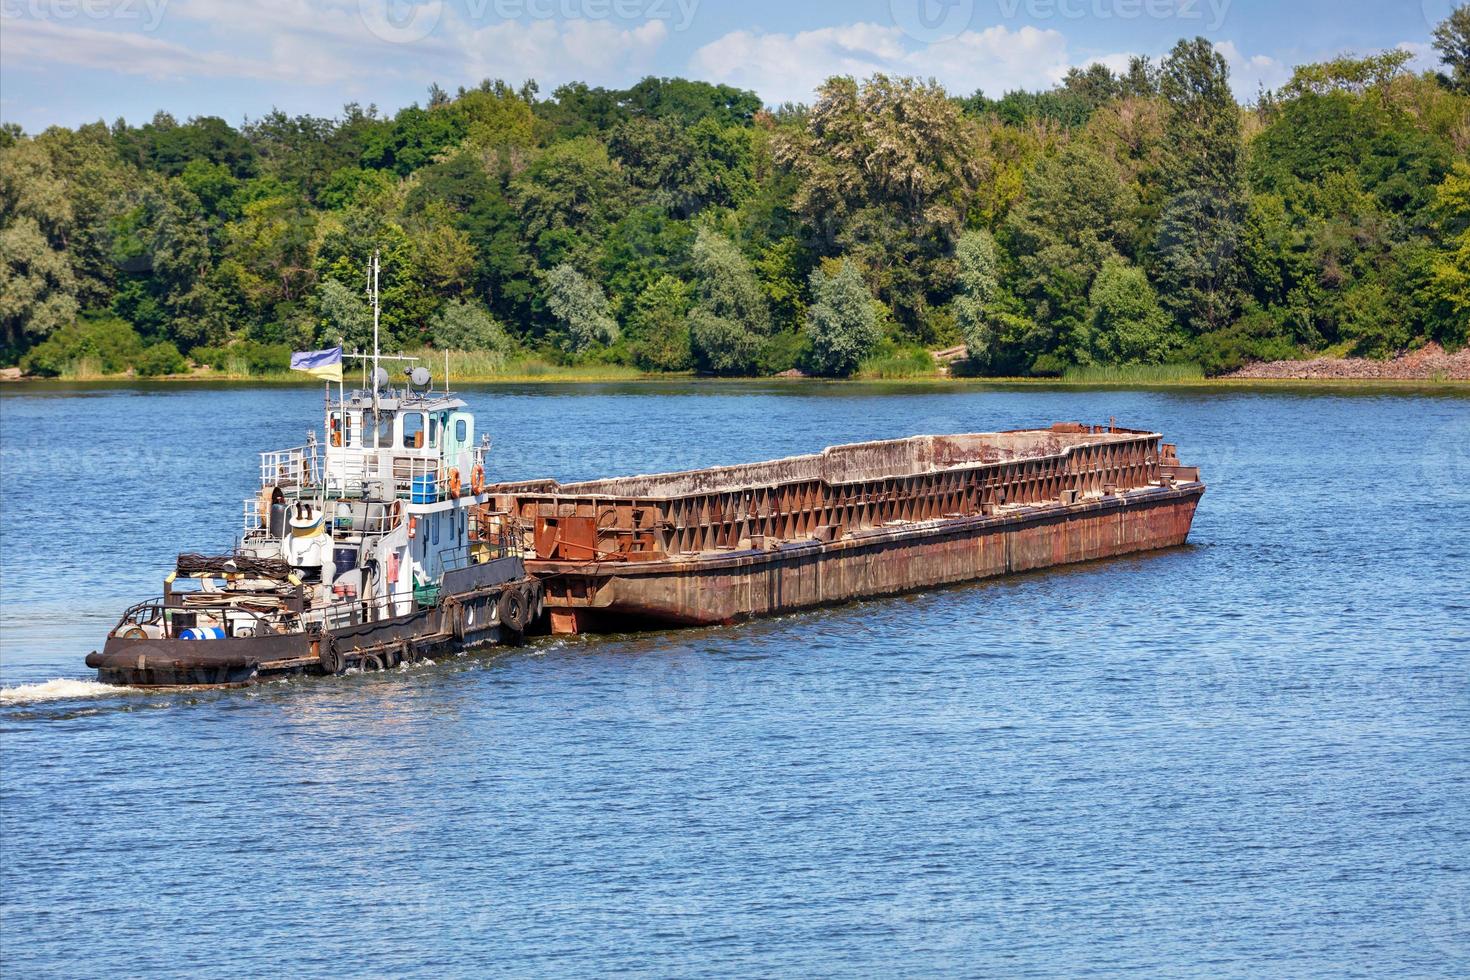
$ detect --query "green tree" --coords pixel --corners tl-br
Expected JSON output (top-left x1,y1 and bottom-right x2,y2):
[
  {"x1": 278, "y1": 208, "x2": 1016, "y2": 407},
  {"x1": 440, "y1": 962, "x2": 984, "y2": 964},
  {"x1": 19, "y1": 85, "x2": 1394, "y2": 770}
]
[
  {"x1": 544, "y1": 263, "x2": 618, "y2": 353},
  {"x1": 430, "y1": 298, "x2": 511, "y2": 353},
  {"x1": 952, "y1": 229, "x2": 1001, "y2": 367},
  {"x1": 1433, "y1": 4, "x2": 1470, "y2": 93},
  {"x1": 1425, "y1": 160, "x2": 1470, "y2": 346},
  {"x1": 1003, "y1": 142, "x2": 1138, "y2": 363},
  {"x1": 804, "y1": 258, "x2": 879, "y2": 377},
  {"x1": 1155, "y1": 38, "x2": 1246, "y2": 334},
  {"x1": 777, "y1": 74, "x2": 981, "y2": 330},
  {"x1": 315, "y1": 210, "x2": 427, "y2": 347},
  {"x1": 0, "y1": 216, "x2": 80, "y2": 351},
  {"x1": 1086, "y1": 257, "x2": 1177, "y2": 364},
  {"x1": 314, "y1": 278, "x2": 372, "y2": 350},
  {"x1": 510, "y1": 137, "x2": 629, "y2": 261},
  {"x1": 630, "y1": 275, "x2": 693, "y2": 372},
  {"x1": 688, "y1": 227, "x2": 771, "y2": 375}
]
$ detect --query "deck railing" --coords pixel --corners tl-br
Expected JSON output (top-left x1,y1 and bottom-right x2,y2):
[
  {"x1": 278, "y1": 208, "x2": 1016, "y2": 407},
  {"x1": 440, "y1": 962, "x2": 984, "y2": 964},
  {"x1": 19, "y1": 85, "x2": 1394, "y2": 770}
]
[
  {"x1": 267, "y1": 445, "x2": 492, "y2": 504},
  {"x1": 261, "y1": 445, "x2": 324, "y2": 490}
]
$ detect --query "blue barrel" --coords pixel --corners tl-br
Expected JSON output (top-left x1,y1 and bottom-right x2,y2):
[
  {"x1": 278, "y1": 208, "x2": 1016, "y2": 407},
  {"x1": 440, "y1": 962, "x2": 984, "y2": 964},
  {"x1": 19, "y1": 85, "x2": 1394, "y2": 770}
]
[
  {"x1": 179, "y1": 627, "x2": 226, "y2": 640},
  {"x1": 411, "y1": 474, "x2": 438, "y2": 504}
]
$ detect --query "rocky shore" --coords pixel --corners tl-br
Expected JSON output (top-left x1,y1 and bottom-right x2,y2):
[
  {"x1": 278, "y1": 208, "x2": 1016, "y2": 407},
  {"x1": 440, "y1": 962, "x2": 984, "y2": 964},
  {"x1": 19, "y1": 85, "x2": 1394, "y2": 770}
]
[{"x1": 1225, "y1": 343, "x2": 1470, "y2": 381}]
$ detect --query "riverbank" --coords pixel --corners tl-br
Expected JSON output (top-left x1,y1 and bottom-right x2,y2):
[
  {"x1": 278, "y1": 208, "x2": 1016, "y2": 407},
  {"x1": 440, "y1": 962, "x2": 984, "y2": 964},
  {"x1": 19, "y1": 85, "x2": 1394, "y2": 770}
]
[
  {"x1": 4, "y1": 353, "x2": 1468, "y2": 388},
  {"x1": 4, "y1": 370, "x2": 1467, "y2": 390},
  {"x1": 1223, "y1": 342, "x2": 1470, "y2": 382}
]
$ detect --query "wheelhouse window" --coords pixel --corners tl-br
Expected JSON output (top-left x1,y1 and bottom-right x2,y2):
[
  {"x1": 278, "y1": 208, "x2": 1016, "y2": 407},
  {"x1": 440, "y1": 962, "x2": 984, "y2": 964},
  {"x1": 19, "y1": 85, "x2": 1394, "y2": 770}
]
[
  {"x1": 454, "y1": 418, "x2": 469, "y2": 444},
  {"x1": 401, "y1": 412, "x2": 427, "y2": 449},
  {"x1": 329, "y1": 412, "x2": 363, "y2": 448}
]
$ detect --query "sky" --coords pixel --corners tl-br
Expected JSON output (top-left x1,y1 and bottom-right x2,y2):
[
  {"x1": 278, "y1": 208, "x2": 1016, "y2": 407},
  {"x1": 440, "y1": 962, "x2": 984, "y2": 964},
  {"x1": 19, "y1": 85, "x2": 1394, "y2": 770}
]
[{"x1": 0, "y1": 0, "x2": 1458, "y2": 132}]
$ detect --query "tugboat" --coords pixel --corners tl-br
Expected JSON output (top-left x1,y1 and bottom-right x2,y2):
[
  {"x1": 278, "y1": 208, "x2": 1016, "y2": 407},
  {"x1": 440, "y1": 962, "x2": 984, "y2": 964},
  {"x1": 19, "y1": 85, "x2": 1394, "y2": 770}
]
[{"x1": 88, "y1": 259, "x2": 541, "y2": 687}]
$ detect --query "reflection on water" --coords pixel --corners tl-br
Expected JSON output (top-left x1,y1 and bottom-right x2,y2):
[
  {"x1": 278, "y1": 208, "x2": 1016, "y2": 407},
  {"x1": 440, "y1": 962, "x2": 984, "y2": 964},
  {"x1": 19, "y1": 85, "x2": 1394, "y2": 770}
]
[{"x1": 1, "y1": 381, "x2": 1467, "y2": 976}]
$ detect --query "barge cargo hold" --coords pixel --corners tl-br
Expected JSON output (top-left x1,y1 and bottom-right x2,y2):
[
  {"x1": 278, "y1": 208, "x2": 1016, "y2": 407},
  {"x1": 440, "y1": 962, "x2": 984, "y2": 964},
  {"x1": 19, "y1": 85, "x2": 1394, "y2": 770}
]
[{"x1": 485, "y1": 424, "x2": 1204, "y2": 634}]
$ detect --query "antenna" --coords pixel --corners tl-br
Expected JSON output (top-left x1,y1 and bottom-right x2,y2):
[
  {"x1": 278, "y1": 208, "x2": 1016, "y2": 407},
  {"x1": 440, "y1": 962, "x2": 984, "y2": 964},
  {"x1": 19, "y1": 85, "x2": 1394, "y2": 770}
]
[{"x1": 371, "y1": 249, "x2": 381, "y2": 447}]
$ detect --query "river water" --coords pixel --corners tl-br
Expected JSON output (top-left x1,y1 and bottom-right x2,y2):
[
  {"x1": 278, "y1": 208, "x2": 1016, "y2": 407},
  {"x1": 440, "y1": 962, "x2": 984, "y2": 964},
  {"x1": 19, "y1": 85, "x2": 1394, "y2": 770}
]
[{"x1": 0, "y1": 381, "x2": 1466, "y2": 976}]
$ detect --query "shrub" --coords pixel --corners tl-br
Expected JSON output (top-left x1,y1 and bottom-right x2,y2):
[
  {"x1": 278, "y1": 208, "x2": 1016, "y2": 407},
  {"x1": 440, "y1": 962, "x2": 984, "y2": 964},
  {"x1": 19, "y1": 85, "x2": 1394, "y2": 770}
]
[
  {"x1": 187, "y1": 341, "x2": 289, "y2": 375},
  {"x1": 20, "y1": 316, "x2": 144, "y2": 376},
  {"x1": 135, "y1": 341, "x2": 188, "y2": 377},
  {"x1": 1190, "y1": 308, "x2": 1301, "y2": 375},
  {"x1": 756, "y1": 329, "x2": 809, "y2": 376},
  {"x1": 189, "y1": 345, "x2": 229, "y2": 371}
]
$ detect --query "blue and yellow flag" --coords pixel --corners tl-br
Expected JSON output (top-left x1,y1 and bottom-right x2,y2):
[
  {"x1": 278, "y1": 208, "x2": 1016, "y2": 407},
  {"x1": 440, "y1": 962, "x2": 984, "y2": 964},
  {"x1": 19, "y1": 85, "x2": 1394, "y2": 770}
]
[{"x1": 290, "y1": 346, "x2": 343, "y2": 383}]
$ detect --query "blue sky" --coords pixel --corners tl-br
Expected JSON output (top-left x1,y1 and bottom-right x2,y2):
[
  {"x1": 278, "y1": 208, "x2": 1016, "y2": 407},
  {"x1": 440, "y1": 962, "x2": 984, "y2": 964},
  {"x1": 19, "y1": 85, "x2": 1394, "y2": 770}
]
[{"x1": 0, "y1": 0, "x2": 1456, "y2": 131}]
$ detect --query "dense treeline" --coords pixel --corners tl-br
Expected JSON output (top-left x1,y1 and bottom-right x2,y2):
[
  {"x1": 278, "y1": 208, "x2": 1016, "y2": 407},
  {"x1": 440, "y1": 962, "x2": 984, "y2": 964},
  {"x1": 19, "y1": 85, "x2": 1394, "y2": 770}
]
[{"x1": 3, "y1": 11, "x2": 1468, "y2": 379}]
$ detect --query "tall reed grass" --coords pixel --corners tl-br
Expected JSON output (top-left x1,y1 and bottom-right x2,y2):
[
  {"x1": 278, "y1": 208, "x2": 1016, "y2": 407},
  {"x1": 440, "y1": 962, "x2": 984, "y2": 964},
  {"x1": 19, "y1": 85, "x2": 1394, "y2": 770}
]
[
  {"x1": 855, "y1": 349, "x2": 939, "y2": 380},
  {"x1": 1060, "y1": 363, "x2": 1205, "y2": 384}
]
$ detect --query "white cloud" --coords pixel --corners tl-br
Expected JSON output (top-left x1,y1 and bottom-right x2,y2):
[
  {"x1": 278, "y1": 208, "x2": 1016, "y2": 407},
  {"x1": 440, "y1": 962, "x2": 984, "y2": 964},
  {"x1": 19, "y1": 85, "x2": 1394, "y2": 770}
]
[
  {"x1": 0, "y1": 17, "x2": 287, "y2": 81},
  {"x1": 1213, "y1": 40, "x2": 1290, "y2": 98},
  {"x1": 1397, "y1": 40, "x2": 1440, "y2": 74},
  {"x1": 461, "y1": 16, "x2": 667, "y2": 82},
  {"x1": 689, "y1": 22, "x2": 1077, "y2": 104},
  {"x1": 1, "y1": 3, "x2": 670, "y2": 92}
]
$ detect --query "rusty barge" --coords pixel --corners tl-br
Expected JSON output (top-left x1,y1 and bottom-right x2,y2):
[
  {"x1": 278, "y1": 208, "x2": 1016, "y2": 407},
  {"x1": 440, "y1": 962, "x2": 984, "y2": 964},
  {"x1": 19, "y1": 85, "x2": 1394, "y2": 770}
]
[{"x1": 482, "y1": 424, "x2": 1204, "y2": 634}]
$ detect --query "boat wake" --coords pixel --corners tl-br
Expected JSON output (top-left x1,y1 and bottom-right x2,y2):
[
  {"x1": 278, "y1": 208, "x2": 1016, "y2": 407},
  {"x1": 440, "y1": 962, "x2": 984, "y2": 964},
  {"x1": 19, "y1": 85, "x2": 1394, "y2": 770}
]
[{"x1": 0, "y1": 678, "x2": 136, "y2": 705}]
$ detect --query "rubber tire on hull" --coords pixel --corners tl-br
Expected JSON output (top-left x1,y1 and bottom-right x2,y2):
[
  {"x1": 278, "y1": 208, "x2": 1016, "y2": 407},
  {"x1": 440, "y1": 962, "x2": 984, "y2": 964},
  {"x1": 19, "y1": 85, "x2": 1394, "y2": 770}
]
[
  {"x1": 319, "y1": 639, "x2": 345, "y2": 675},
  {"x1": 499, "y1": 587, "x2": 529, "y2": 633}
]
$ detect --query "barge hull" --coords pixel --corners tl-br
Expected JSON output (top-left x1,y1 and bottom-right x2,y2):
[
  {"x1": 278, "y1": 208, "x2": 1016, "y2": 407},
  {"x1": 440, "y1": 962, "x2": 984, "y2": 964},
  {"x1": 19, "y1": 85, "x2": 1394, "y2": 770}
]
[{"x1": 532, "y1": 482, "x2": 1203, "y2": 632}]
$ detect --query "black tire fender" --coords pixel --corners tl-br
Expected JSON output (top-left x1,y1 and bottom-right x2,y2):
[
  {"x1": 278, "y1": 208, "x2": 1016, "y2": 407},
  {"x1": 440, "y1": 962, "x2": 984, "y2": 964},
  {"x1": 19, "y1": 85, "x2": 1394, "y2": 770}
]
[
  {"x1": 499, "y1": 586, "x2": 528, "y2": 633},
  {"x1": 319, "y1": 638, "x2": 344, "y2": 675}
]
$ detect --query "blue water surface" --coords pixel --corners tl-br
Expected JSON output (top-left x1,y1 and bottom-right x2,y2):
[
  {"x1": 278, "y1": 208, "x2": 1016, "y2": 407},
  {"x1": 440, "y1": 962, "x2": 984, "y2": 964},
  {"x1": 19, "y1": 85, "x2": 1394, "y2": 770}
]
[{"x1": 1, "y1": 381, "x2": 1467, "y2": 976}]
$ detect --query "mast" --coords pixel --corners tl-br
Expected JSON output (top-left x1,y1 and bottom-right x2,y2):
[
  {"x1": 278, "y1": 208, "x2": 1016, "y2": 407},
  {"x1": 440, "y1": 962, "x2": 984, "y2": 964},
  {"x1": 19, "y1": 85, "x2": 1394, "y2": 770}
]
[{"x1": 371, "y1": 249, "x2": 381, "y2": 449}]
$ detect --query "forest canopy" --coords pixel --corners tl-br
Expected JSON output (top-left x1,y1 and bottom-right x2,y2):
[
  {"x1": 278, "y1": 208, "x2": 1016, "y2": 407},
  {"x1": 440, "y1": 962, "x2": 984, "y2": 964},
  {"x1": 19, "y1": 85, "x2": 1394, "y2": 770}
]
[{"x1": 3, "y1": 14, "x2": 1468, "y2": 379}]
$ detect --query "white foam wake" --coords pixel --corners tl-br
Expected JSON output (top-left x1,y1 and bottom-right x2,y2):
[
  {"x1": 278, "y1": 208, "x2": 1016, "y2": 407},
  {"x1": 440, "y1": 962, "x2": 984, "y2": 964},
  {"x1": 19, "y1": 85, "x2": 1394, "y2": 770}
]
[{"x1": 0, "y1": 678, "x2": 135, "y2": 705}]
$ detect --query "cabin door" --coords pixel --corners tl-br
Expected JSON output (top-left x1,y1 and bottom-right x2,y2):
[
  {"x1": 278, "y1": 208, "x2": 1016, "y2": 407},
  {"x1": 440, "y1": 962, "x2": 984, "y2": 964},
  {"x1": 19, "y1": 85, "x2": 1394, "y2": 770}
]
[{"x1": 445, "y1": 411, "x2": 474, "y2": 479}]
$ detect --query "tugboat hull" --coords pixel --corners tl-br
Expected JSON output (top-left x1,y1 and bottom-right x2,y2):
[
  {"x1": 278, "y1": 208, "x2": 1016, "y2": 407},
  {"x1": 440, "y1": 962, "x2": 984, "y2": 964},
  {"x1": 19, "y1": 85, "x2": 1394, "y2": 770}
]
[{"x1": 88, "y1": 570, "x2": 542, "y2": 688}]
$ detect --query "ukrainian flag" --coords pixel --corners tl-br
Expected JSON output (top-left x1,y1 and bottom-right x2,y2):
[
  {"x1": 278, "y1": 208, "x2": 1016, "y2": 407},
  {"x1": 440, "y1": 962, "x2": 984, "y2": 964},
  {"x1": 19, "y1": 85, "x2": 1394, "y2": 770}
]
[{"x1": 290, "y1": 346, "x2": 343, "y2": 383}]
